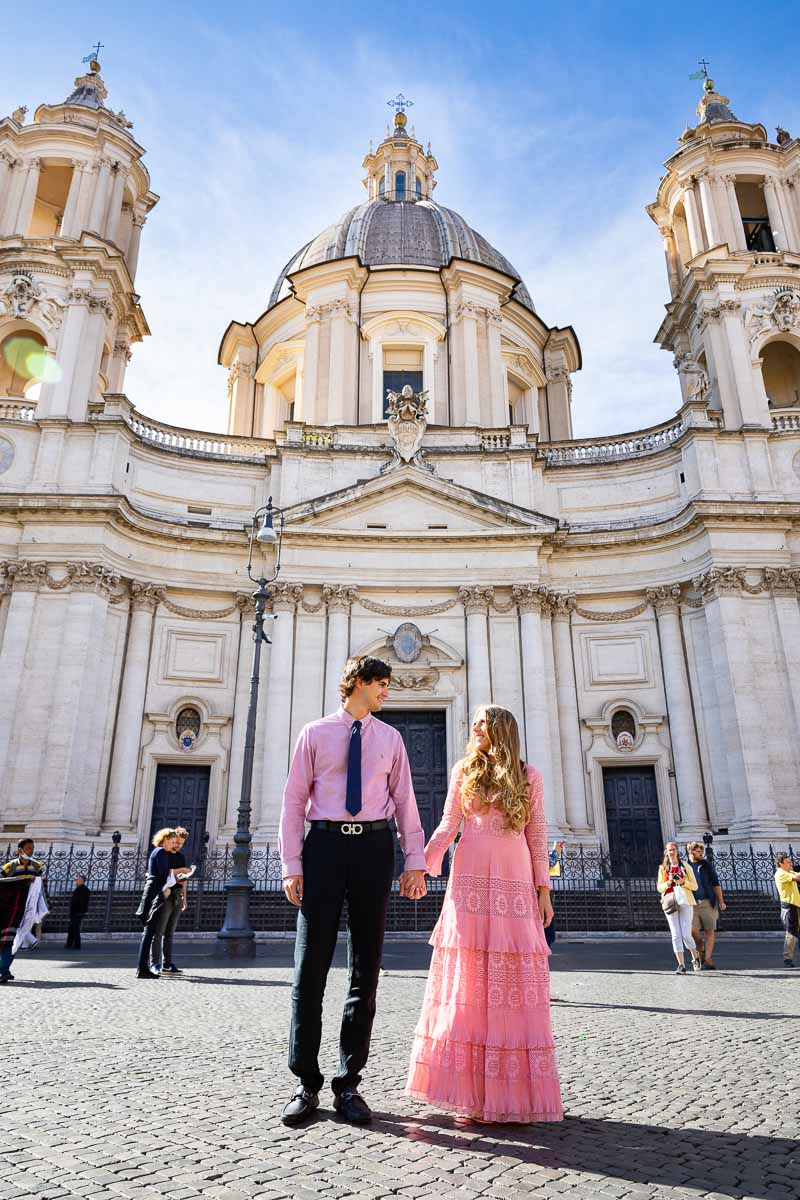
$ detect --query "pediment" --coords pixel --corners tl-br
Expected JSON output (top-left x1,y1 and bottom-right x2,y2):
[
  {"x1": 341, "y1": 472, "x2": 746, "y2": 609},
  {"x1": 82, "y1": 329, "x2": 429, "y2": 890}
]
[{"x1": 284, "y1": 464, "x2": 556, "y2": 535}]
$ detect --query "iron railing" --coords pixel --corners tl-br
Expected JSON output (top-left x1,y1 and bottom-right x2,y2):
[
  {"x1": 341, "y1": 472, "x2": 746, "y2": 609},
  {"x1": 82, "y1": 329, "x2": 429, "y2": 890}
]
[{"x1": 4, "y1": 836, "x2": 792, "y2": 935}]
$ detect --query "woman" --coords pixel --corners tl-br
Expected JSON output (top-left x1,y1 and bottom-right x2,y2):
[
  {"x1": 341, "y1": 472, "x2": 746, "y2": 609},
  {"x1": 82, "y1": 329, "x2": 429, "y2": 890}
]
[
  {"x1": 151, "y1": 826, "x2": 191, "y2": 975},
  {"x1": 135, "y1": 829, "x2": 178, "y2": 979},
  {"x1": 406, "y1": 706, "x2": 563, "y2": 1124},
  {"x1": 657, "y1": 841, "x2": 701, "y2": 974}
]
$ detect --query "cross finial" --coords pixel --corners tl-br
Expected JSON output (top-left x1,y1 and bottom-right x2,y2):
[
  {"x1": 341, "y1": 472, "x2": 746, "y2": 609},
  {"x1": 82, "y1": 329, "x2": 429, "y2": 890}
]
[
  {"x1": 689, "y1": 58, "x2": 711, "y2": 82},
  {"x1": 82, "y1": 42, "x2": 105, "y2": 68},
  {"x1": 387, "y1": 93, "x2": 414, "y2": 115}
]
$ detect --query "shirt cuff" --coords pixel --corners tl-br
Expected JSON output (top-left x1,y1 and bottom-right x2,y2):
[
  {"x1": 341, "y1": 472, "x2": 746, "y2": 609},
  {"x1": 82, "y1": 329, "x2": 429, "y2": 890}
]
[
  {"x1": 282, "y1": 859, "x2": 303, "y2": 878},
  {"x1": 403, "y1": 852, "x2": 427, "y2": 872}
]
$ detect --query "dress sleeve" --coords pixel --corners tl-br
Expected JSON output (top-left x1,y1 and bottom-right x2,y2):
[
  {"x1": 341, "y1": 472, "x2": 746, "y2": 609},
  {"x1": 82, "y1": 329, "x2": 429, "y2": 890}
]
[
  {"x1": 424, "y1": 765, "x2": 464, "y2": 877},
  {"x1": 524, "y1": 766, "x2": 550, "y2": 889}
]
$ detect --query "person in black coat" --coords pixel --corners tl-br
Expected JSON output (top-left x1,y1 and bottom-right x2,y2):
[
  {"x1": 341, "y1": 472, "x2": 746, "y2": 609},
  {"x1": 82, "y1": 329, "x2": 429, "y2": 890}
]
[
  {"x1": 135, "y1": 829, "x2": 178, "y2": 979},
  {"x1": 65, "y1": 874, "x2": 91, "y2": 949}
]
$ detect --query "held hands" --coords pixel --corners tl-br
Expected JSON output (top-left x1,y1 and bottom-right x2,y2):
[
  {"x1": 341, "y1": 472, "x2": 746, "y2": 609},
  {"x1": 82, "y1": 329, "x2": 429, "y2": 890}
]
[
  {"x1": 284, "y1": 875, "x2": 304, "y2": 907},
  {"x1": 538, "y1": 888, "x2": 554, "y2": 929},
  {"x1": 399, "y1": 870, "x2": 427, "y2": 901}
]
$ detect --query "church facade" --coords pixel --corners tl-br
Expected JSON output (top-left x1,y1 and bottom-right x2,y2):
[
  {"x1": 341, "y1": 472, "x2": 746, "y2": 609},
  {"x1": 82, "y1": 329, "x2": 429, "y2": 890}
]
[{"x1": 1, "y1": 63, "x2": 799, "y2": 869}]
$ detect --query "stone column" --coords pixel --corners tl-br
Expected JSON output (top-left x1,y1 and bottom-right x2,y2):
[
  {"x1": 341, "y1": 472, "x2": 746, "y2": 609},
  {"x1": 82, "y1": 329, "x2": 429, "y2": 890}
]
[
  {"x1": 88, "y1": 158, "x2": 113, "y2": 233},
  {"x1": 722, "y1": 175, "x2": 747, "y2": 251},
  {"x1": 787, "y1": 174, "x2": 800, "y2": 251},
  {"x1": 107, "y1": 334, "x2": 132, "y2": 394},
  {"x1": 513, "y1": 585, "x2": 567, "y2": 830},
  {"x1": 0, "y1": 153, "x2": 13, "y2": 209},
  {"x1": 775, "y1": 179, "x2": 799, "y2": 252},
  {"x1": 0, "y1": 562, "x2": 47, "y2": 790},
  {"x1": 13, "y1": 157, "x2": 41, "y2": 235},
  {"x1": 39, "y1": 293, "x2": 89, "y2": 418},
  {"x1": 323, "y1": 585, "x2": 356, "y2": 715},
  {"x1": 763, "y1": 177, "x2": 787, "y2": 251},
  {"x1": 697, "y1": 172, "x2": 722, "y2": 247},
  {"x1": 126, "y1": 213, "x2": 146, "y2": 280},
  {"x1": 59, "y1": 161, "x2": 85, "y2": 238},
  {"x1": 486, "y1": 305, "x2": 507, "y2": 426},
  {"x1": 544, "y1": 359, "x2": 573, "y2": 441},
  {"x1": 327, "y1": 301, "x2": 349, "y2": 425},
  {"x1": 68, "y1": 295, "x2": 112, "y2": 418},
  {"x1": 104, "y1": 163, "x2": 128, "y2": 241},
  {"x1": 227, "y1": 359, "x2": 257, "y2": 436},
  {"x1": 458, "y1": 303, "x2": 481, "y2": 426},
  {"x1": 104, "y1": 582, "x2": 162, "y2": 830},
  {"x1": 658, "y1": 224, "x2": 681, "y2": 295},
  {"x1": 683, "y1": 181, "x2": 704, "y2": 257},
  {"x1": 0, "y1": 157, "x2": 23, "y2": 235},
  {"x1": 764, "y1": 569, "x2": 800, "y2": 754},
  {"x1": 459, "y1": 585, "x2": 493, "y2": 714},
  {"x1": 550, "y1": 596, "x2": 589, "y2": 830},
  {"x1": 257, "y1": 583, "x2": 303, "y2": 837},
  {"x1": 694, "y1": 569, "x2": 778, "y2": 838},
  {"x1": 303, "y1": 308, "x2": 321, "y2": 425},
  {"x1": 648, "y1": 585, "x2": 707, "y2": 833},
  {"x1": 72, "y1": 161, "x2": 96, "y2": 237}
]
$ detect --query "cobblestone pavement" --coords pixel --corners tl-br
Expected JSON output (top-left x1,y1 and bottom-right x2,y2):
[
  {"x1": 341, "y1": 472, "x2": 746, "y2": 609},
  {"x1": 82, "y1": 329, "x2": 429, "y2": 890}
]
[{"x1": 0, "y1": 936, "x2": 797, "y2": 1200}]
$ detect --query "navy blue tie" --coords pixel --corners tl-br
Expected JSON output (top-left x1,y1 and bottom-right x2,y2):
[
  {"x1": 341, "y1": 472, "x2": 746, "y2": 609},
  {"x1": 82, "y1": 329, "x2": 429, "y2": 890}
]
[{"x1": 345, "y1": 720, "x2": 362, "y2": 816}]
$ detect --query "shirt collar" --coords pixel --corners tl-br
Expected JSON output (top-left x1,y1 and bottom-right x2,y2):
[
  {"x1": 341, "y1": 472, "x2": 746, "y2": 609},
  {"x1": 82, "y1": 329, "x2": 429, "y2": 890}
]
[{"x1": 337, "y1": 706, "x2": 373, "y2": 728}]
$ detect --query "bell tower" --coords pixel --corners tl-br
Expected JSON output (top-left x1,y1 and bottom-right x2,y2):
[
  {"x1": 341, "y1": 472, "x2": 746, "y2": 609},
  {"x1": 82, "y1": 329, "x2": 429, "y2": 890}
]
[
  {"x1": 362, "y1": 95, "x2": 438, "y2": 201},
  {"x1": 648, "y1": 74, "x2": 800, "y2": 428},
  {"x1": 0, "y1": 51, "x2": 157, "y2": 420}
]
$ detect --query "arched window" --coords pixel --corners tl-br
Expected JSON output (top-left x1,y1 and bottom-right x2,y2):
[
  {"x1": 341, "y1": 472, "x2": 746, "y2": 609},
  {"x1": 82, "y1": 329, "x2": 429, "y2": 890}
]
[
  {"x1": 762, "y1": 340, "x2": 800, "y2": 408},
  {"x1": 395, "y1": 171, "x2": 406, "y2": 201},
  {"x1": 0, "y1": 329, "x2": 49, "y2": 398},
  {"x1": 611, "y1": 709, "x2": 636, "y2": 740},
  {"x1": 415, "y1": 178, "x2": 422, "y2": 199},
  {"x1": 176, "y1": 707, "x2": 201, "y2": 740},
  {"x1": 378, "y1": 177, "x2": 385, "y2": 196},
  {"x1": 735, "y1": 181, "x2": 775, "y2": 252}
]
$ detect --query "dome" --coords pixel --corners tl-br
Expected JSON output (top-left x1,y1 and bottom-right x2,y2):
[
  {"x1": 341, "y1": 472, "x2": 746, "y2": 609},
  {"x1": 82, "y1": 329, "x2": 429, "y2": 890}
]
[{"x1": 268, "y1": 198, "x2": 535, "y2": 312}]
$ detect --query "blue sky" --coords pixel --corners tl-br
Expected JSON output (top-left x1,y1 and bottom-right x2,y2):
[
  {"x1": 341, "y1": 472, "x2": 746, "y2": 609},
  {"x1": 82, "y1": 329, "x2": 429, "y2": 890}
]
[{"x1": 4, "y1": 2, "x2": 800, "y2": 436}]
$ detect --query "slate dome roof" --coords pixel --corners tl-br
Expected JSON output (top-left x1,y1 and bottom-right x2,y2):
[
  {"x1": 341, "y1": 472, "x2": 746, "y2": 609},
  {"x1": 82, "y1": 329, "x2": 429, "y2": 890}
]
[{"x1": 268, "y1": 198, "x2": 535, "y2": 312}]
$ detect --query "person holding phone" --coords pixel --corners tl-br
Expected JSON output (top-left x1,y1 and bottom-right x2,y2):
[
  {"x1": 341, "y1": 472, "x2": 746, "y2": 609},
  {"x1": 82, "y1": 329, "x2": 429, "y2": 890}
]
[{"x1": 657, "y1": 841, "x2": 701, "y2": 974}]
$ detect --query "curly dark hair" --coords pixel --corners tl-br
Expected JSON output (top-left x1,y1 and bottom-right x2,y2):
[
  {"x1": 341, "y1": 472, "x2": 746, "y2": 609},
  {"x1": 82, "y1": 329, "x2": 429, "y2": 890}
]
[{"x1": 338, "y1": 655, "x2": 392, "y2": 701}]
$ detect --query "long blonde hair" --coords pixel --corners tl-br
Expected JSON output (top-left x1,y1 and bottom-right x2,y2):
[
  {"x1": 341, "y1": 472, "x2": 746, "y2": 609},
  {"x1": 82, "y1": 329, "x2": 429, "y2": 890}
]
[
  {"x1": 460, "y1": 706, "x2": 530, "y2": 833},
  {"x1": 152, "y1": 828, "x2": 176, "y2": 847}
]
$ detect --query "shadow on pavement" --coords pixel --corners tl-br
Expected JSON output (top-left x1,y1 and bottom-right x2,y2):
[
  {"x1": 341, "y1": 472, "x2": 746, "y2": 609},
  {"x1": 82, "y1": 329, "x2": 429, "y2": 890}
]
[
  {"x1": 371, "y1": 1112, "x2": 797, "y2": 1199},
  {"x1": 551, "y1": 998, "x2": 790, "y2": 1021},
  {"x1": 2, "y1": 979, "x2": 123, "y2": 989}
]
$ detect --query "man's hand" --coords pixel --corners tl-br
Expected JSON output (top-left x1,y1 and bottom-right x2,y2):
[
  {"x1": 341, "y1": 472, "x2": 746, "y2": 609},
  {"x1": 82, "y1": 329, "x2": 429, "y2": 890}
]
[
  {"x1": 538, "y1": 888, "x2": 554, "y2": 928},
  {"x1": 719, "y1": 899, "x2": 727, "y2": 911},
  {"x1": 399, "y1": 870, "x2": 426, "y2": 900},
  {"x1": 284, "y1": 875, "x2": 303, "y2": 906}
]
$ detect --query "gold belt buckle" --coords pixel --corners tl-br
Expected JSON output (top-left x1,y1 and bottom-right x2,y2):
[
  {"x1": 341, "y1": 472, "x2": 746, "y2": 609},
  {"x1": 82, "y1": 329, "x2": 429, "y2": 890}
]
[{"x1": 341, "y1": 822, "x2": 363, "y2": 835}]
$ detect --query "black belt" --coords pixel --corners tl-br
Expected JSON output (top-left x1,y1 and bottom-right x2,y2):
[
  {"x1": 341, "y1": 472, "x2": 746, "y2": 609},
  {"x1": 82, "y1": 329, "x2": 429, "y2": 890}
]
[{"x1": 309, "y1": 819, "x2": 390, "y2": 835}]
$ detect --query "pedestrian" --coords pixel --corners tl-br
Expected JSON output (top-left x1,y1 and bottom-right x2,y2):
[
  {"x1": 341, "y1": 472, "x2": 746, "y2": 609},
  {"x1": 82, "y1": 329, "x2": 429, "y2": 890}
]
[
  {"x1": 773, "y1": 851, "x2": 800, "y2": 968},
  {"x1": 657, "y1": 841, "x2": 701, "y2": 974},
  {"x1": 65, "y1": 874, "x2": 91, "y2": 950},
  {"x1": 0, "y1": 839, "x2": 46, "y2": 983},
  {"x1": 686, "y1": 841, "x2": 726, "y2": 970},
  {"x1": 135, "y1": 829, "x2": 179, "y2": 979},
  {"x1": 545, "y1": 840, "x2": 565, "y2": 949},
  {"x1": 150, "y1": 826, "x2": 192, "y2": 974},
  {"x1": 279, "y1": 655, "x2": 427, "y2": 1127},
  {"x1": 406, "y1": 706, "x2": 563, "y2": 1124}
]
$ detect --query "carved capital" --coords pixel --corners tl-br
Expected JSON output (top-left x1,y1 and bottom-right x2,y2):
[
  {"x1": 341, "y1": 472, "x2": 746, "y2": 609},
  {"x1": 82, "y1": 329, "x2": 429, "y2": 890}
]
[
  {"x1": 66, "y1": 561, "x2": 121, "y2": 595},
  {"x1": 763, "y1": 566, "x2": 800, "y2": 596},
  {"x1": 458, "y1": 584, "x2": 495, "y2": 614},
  {"x1": 269, "y1": 582, "x2": 304, "y2": 610},
  {"x1": 646, "y1": 584, "x2": 682, "y2": 613},
  {"x1": 322, "y1": 583, "x2": 359, "y2": 613},
  {"x1": 692, "y1": 566, "x2": 748, "y2": 600},
  {"x1": 512, "y1": 583, "x2": 549, "y2": 614},
  {"x1": 130, "y1": 580, "x2": 164, "y2": 611},
  {"x1": 548, "y1": 591, "x2": 577, "y2": 619},
  {"x1": 4, "y1": 560, "x2": 48, "y2": 591}
]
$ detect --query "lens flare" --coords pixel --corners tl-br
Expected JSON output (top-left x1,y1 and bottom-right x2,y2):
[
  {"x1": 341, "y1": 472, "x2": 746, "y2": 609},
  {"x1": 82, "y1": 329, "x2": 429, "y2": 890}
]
[
  {"x1": 25, "y1": 349, "x2": 62, "y2": 383},
  {"x1": 1, "y1": 335, "x2": 61, "y2": 384}
]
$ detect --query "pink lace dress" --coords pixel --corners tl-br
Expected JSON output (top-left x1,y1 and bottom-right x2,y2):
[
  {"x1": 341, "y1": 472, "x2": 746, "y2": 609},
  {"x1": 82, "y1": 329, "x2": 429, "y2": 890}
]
[{"x1": 406, "y1": 764, "x2": 563, "y2": 1123}]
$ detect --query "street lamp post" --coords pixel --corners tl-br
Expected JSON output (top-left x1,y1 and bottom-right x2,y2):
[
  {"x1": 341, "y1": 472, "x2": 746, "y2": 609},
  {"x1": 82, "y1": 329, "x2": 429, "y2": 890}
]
[{"x1": 217, "y1": 498, "x2": 285, "y2": 958}]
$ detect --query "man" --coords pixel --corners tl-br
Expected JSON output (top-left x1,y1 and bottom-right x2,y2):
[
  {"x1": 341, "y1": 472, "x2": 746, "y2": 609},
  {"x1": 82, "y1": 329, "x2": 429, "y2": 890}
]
[
  {"x1": 0, "y1": 839, "x2": 45, "y2": 982},
  {"x1": 687, "y1": 841, "x2": 726, "y2": 970},
  {"x1": 279, "y1": 655, "x2": 427, "y2": 1127},
  {"x1": 65, "y1": 874, "x2": 91, "y2": 950},
  {"x1": 773, "y1": 852, "x2": 800, "y2": 968},
  {"x1": 152, "y1": 826, "x2": 191, "y2": 974}
]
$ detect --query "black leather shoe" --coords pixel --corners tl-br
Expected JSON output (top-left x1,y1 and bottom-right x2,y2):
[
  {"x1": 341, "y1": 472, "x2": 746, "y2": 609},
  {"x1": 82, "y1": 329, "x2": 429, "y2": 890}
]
[
  {"x1": 163, "y1": 964, "x2": 183, "y2": 974},
  {"x1": 136, "y1": 969, "x2": 161, "y2": 979},
  {"x1": 334, "y1": 1089, "x2": 372, "y2": 1124},
  {"x1": 281, "y1": 1085, "x2": 319, "y2": 1126}
]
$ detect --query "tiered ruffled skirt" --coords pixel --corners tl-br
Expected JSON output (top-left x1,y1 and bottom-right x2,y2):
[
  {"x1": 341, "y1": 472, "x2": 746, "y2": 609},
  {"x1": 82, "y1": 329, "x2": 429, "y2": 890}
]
[{"x1": 406, "y1": 823, "x2": 563, "y2": 1123}]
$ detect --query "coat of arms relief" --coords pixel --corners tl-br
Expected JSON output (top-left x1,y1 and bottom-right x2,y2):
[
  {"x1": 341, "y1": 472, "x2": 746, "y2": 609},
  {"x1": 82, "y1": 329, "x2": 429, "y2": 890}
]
[{"x1": 381, "y1": 384, "x2": 434, "y2": 473}]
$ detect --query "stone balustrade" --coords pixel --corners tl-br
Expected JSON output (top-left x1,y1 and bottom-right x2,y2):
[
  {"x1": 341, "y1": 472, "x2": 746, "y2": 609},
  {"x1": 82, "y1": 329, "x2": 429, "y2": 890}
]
[
  {"x1": 543, "y1": 417, "x2": 684, "y2": 467},
  {"x1": 301, "y1": 427, "x2": 335, "y2": 447},
  {"x1": 0, "y1": 398, "x2": 36, "y2": 422},
  {"x1": 480, "y1": 430, "x2": 512, "y2": 450},
  {"x1": 124, "y1": 413, "x2": 273, "y2": 460},
  {"x1": 771, "y1": 407, "x2": 800, "y2": 432}
]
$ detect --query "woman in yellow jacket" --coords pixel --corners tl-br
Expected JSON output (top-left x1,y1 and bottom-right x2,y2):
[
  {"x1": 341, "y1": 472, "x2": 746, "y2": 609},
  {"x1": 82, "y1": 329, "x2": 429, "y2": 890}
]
[{"x1": 657, "y1": 842, "x2": 702, "y2": 974}]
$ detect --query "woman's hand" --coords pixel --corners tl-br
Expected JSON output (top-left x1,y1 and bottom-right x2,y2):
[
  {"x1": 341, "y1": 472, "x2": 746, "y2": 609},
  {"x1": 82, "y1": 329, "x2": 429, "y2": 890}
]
[{"x1": 538, "y1": 888, "x2": 554, "y2": 928}]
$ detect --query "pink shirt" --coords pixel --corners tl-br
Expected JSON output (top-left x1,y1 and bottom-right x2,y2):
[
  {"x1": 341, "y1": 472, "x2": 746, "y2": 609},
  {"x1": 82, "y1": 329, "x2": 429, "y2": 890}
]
[{"x1": 279, "y1": 707, "x2": 426, "y2": 877}]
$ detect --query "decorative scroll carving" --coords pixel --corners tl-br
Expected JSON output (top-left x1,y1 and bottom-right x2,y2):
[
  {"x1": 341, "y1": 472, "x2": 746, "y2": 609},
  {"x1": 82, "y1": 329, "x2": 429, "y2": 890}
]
[
  {"x1": 511, "y1": 583, "x2": 549, "y2": 613},
  {"x1": 4, "y1": 560, "x2": 48, "y2": 590},
  {"x1": 65, "y1": 561, "x2": 121, "y2": 595},
  {"x1": 389, "y1": 668, "x2": 440, "y2": 691},
  {"x1": 0, "y1": 271, "x2": 66, "y2": 329},
  {"x1": 692, "y1": 566, "x2": 749, "y2": 598},
  {"x1": 385, "y1": 385, "x2": 429, "y2": 466},
  {"x1": 356, "y1": 594, "x2": 461, "y2": 617},
  {"x1": 322, "y1": 583, "x2": 359, "y2": 613},
  {"x1": 268, "y1": 582, "x2": 304, "y2": 609}
]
